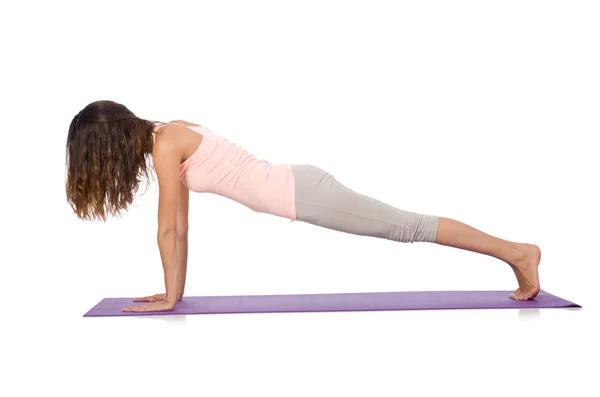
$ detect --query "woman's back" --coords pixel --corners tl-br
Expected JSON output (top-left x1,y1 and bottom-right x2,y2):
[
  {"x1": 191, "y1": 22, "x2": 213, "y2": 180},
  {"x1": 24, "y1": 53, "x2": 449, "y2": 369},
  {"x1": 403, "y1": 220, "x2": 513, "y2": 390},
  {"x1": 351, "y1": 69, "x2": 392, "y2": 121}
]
[{"x1": 178, "y1": 124, "x2": 296, "y2": 220}]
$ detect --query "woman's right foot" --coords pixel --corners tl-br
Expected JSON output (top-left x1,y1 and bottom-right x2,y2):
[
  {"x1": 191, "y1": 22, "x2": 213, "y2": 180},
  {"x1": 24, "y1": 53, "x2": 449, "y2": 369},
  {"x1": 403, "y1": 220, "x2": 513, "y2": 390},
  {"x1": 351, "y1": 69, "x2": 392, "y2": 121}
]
[{"x1": 508, "y1": 243, "x2": 542, "y2": 300}]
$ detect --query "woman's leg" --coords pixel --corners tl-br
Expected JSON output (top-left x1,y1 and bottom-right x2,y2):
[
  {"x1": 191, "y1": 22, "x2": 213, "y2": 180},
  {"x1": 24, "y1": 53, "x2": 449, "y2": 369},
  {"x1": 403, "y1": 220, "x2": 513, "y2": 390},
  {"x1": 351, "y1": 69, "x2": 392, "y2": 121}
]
[
  {"x1": 435, "y1": 217, "x2": 541, "y2": 300},
  {"x1": 291, "y1": 164, "x2": 541, "y2": 300}
]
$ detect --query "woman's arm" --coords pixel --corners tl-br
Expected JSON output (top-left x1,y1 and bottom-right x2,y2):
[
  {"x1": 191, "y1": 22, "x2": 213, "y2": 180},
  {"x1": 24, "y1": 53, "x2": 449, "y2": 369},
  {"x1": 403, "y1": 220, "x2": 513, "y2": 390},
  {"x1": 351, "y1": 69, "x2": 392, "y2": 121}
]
[
  {"x1": 169, "y1": 120, "x2": 194, "y2": 298},
  {"x1": 154, "y1": 135, "x2": 183, "y2": 306},
  {"x1": 131, "y1": 181, "x2": 190, "y2": 305},
  {"x1": 124, "y1": 125, "x2": 186, "y2": 312},
  {"x1": 176, "y1": 180, "x2": 190, "y2": 300}
]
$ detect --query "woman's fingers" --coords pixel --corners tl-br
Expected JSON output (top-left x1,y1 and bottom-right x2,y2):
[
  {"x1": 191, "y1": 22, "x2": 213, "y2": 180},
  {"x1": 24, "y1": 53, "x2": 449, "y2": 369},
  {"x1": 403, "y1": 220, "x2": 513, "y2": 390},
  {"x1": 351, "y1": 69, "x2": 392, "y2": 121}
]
[{"x1": 124, "y1": 305, "x2": 150, "y2": 312}]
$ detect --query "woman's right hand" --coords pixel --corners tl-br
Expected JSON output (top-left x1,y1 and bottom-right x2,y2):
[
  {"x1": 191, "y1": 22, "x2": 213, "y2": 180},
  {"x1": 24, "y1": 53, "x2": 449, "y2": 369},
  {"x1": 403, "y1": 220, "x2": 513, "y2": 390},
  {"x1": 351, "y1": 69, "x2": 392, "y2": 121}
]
[{"x1": 133, "y1": 293, "x2": 166, "y2": 302}]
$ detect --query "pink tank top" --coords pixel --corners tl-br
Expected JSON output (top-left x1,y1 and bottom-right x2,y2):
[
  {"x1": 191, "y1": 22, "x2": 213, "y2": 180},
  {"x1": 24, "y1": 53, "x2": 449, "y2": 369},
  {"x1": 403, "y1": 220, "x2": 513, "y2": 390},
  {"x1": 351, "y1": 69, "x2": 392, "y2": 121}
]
[{"x1": 177, "y1": 124, "x2": 297, "y2": 221}]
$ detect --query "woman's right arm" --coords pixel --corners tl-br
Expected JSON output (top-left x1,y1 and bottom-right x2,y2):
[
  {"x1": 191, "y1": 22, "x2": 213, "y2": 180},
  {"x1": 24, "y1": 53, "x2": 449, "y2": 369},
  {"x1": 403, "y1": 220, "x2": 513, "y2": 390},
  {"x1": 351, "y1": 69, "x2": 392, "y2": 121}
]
[
  {"x1": 133, "y1": 181, "x2": 189, "y2": 304},
  {"x1": 176, "y1": 180, "x2": 190, "y2": 300}
]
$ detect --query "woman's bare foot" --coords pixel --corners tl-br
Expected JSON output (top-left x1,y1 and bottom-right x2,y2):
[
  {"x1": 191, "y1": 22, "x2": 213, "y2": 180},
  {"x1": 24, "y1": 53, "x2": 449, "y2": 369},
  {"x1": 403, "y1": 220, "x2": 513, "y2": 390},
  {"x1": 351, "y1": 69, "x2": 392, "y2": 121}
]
[
  {"x1": 433, "y1": 218, "x2": 542, "y2": 300},
  {"x1": 508, "y1": 244, "x2": 541, "y2": 300}
]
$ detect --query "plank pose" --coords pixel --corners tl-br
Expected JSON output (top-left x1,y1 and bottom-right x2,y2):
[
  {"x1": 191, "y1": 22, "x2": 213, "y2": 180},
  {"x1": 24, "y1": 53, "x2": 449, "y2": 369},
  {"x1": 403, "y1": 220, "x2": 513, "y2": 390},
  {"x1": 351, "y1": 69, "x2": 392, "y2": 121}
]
[{"x1": 65, "y1": 100, "x2": 541, "y2": 312}]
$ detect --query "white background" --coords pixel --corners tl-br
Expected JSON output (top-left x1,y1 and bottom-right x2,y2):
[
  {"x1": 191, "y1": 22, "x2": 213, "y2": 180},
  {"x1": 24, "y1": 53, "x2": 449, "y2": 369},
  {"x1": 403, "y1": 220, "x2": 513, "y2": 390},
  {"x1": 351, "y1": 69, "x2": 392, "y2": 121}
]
[{"x1": 1, "y1": 0, "x2": 598, "y2": 396}]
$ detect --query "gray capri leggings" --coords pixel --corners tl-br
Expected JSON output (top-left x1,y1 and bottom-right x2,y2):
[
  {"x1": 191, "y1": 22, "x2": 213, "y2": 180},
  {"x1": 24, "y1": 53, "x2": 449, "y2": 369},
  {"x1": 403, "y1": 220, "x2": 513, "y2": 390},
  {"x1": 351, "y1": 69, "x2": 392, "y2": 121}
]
[{"x1": 291, "y1": 164, "x2": 440, "y2": 243}]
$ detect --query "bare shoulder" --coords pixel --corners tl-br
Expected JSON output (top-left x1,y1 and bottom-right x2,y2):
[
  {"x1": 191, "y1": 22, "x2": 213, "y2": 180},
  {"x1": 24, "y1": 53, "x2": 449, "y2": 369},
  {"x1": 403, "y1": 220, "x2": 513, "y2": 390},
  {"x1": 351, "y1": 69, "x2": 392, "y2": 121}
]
[
  {"x1": 153, "y1": 123, "x2": 188, "y2": 156},
  {"x1": 169, "y1": 119, "x2": 202, "y2": 127},
  {"x1": 154, "y1": 122, "x2": 203, "y2": 164}
]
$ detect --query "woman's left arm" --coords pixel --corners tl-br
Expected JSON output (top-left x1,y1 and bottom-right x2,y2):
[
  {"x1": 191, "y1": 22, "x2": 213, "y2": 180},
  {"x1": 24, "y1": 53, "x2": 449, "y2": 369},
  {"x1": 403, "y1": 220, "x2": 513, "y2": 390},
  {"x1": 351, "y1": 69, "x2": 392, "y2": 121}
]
[{"x1": 124, "y1": 129, "x2": 183, "y2": 312}]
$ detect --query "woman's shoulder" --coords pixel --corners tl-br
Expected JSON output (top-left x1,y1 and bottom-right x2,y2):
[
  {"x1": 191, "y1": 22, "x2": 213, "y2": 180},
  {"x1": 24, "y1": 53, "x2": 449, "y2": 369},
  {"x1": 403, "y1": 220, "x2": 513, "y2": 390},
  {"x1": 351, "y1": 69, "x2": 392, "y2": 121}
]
[
  {"x1": 154, "y1": 122, "x2": 196, "y2": 150},
  {"x1": 168, "y1": 119, "x2": 202, "y2": 127},
  {"x1": 155, "y1": 121, "x2": 205, "y2": 159}
]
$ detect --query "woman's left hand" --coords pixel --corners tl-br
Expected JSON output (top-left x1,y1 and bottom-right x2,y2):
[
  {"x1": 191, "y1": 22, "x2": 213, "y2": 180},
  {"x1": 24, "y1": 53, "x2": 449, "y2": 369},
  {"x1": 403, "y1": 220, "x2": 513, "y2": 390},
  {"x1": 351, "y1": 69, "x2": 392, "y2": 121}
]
[{"x1": 123, "y1": 301, "x2": 177, "y2": 313}]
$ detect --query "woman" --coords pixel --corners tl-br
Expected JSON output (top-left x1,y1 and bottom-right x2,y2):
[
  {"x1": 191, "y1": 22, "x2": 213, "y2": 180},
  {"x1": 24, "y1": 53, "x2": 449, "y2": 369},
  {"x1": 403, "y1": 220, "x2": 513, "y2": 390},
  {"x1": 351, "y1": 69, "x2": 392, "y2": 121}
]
[{"x1": 66, "y1": 100, "x2": 541, "y2": 312}]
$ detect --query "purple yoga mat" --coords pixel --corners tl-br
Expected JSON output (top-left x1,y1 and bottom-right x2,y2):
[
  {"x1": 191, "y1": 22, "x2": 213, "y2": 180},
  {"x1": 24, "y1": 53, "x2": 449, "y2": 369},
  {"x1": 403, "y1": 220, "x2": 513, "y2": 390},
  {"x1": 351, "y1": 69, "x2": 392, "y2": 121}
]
[{"x1": 83, "y1": 289, "x2": 580, "y2": 317}]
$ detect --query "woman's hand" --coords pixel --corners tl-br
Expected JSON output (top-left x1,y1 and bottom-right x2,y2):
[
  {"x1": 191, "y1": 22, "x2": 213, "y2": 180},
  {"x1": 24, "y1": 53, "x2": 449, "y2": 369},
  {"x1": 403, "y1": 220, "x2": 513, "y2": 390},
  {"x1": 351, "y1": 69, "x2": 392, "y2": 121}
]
[
  {"x1": 123, "y1": 300, "x2": 177, "y2": 313},
  {"x1": 133, "y1": 293, "x2": 167, "y2": 302}
]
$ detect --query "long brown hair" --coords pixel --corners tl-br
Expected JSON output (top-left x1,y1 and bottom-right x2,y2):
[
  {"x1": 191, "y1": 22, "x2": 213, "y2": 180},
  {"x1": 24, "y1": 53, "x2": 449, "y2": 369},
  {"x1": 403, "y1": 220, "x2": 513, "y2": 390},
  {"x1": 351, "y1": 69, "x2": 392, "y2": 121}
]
[{"x1": 65, "y1": 100, "x2": 167, "y2": 221}]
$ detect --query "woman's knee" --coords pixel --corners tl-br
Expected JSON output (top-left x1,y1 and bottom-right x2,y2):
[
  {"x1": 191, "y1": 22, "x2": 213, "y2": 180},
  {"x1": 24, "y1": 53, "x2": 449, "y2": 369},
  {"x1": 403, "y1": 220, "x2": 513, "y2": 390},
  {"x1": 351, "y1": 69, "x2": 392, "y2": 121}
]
[{"x1": 390, "y1": 213, "x2": 439, "y2": 243}]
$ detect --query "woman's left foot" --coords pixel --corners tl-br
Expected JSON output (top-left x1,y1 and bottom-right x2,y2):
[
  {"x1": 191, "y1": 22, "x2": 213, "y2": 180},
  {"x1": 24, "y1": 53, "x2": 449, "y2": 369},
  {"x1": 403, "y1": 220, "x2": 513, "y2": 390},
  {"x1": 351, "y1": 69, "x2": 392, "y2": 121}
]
[{"x1": 508, "y1": 243, "x2": 542, "y2": 300}]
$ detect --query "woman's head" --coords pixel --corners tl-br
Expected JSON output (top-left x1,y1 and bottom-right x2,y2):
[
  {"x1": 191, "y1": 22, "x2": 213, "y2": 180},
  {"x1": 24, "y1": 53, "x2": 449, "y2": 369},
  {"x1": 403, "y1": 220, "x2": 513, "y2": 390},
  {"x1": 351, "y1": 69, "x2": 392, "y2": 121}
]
[{"x1": 65, "y1": 100, "x2": 166, "y2": 221}]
